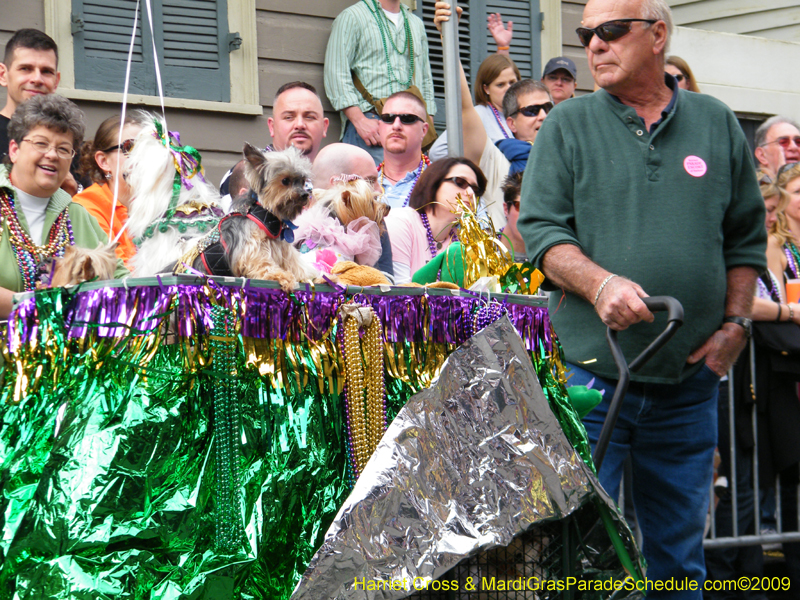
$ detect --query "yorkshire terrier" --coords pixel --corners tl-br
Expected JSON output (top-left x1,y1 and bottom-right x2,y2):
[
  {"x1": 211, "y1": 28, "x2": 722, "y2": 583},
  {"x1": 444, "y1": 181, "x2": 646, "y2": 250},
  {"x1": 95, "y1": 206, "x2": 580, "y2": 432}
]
[
  {"x1": 189, "y1": 144, "x2": 322, "y2": 292},
  {"x1": 46, "y1": 243, "x2": 118, "y2": 288}
]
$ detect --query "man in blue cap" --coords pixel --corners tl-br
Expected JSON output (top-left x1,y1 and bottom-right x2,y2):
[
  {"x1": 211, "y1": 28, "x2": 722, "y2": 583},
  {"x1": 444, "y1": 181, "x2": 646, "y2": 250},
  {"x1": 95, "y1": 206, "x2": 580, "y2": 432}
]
[{"x1": 541, "y1": 56, "x2": 577, "y2": 105}]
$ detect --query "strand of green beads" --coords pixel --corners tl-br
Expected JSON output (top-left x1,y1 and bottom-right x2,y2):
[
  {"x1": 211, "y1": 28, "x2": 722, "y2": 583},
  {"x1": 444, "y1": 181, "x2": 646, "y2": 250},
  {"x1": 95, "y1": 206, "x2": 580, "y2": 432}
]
[{"x1": 210, "y1": 303, "x2": 242, "y2": 554}]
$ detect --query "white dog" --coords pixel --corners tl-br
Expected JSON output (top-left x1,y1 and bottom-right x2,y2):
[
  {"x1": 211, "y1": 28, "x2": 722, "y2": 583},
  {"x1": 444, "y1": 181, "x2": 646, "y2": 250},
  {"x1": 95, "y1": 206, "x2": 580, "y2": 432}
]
[{"x1": 125, "y1": 112, "x2": 223, "y2": 277}]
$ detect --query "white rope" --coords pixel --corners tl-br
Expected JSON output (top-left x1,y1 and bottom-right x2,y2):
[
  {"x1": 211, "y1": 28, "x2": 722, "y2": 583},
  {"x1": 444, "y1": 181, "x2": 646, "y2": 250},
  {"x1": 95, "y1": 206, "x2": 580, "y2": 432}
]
[{"x1": 110, "y1": 0, "x2": 140, "y2": 243}]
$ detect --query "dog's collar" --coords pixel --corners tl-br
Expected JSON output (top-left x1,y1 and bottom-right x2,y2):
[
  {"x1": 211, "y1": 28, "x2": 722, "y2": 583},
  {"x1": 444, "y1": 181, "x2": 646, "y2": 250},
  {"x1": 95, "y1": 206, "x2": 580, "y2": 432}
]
[{"x1": 221, "y1": 191, "x2": 298, "y2": 243}]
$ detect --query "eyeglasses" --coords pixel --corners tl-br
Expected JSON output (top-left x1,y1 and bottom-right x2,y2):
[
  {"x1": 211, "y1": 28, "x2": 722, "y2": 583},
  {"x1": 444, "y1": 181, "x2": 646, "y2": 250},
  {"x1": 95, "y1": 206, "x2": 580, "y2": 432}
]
[
  {"x1": 21, "y1": 138, "x2": 75, "y2": 160},
  {"x1": 507, "y1": 199, "x2": 521, "y2": 210},
  {"x1": 443, "y1": 176, "x2": 484, "y2": 197},
  {"x1": 762, "y1": 136, "x2": 800, "y2": 150},
  {"x1": 379, "y1": 113, "x2": 424, "y2": 125},
  {"x1": 102, "y1": 138, "x2": 136, "y2": 155},
  {"x1": 576, "y1": 19, "x2": 657, "y2": 47},
  {"x1": 511, "y1": 102, "x2": 553, "y2": 118}
]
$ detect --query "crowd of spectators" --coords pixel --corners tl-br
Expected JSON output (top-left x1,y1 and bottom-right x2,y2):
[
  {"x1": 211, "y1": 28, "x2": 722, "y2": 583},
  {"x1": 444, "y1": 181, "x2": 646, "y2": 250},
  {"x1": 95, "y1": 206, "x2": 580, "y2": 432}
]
[{"x1": 1, "y1": 0, "x2": 800, "y2": 596}]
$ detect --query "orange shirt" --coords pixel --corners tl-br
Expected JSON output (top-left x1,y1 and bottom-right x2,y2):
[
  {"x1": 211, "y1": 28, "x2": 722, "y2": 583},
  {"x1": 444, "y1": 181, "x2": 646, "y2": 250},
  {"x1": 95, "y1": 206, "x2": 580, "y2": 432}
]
[{"x1": 73, "y1": 183, "x2": 137, "y2": 266}]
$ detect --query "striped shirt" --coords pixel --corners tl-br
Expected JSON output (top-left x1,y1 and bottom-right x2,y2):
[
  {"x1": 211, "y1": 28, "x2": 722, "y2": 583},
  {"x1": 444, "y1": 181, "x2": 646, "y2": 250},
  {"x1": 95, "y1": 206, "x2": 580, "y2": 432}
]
[{"x1": 324, "y1": 1, "x2": 436, "y2": 136}]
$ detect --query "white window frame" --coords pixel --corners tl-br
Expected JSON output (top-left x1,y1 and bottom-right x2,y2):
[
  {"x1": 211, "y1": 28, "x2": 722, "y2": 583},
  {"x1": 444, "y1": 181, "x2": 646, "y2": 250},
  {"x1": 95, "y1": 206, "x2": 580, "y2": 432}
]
[{"x1": 44, "y1": 0, "x2": 262, "y2": 115}]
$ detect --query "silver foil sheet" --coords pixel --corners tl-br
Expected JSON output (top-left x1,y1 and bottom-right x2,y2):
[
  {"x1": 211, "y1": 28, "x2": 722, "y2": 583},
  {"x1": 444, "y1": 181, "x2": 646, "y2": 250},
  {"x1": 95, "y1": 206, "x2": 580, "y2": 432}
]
[{"x1": 293, "y1": 315, "x2": 642, "y2": 600}]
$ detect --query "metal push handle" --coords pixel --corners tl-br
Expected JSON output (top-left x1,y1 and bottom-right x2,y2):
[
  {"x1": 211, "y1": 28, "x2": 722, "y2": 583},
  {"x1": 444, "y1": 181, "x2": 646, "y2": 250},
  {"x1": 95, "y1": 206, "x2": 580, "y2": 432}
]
[{"x1": 593, "y1": 296, "x2": 684, "y2": 471}]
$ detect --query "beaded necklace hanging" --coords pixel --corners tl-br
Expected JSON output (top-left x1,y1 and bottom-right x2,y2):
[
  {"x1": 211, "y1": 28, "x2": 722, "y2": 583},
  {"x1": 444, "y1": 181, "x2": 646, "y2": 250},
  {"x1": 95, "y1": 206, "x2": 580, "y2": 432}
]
[
  {"x1": 785, "y1": 241, "x2": 800, "y2": 278},
  {"x1": 757, "y1": 269, "x2": 782, "y2": 302},
  {"x1": 340, "y1": 305, "x2": 386, "y2": 481},
  {"x1": 489, "y1": 104, "x2": 511, "y2": 139},
  {"x1": 0, "y1": 188, "x2": 74, "y2": 291},
  {"x1": 363, "y1": 0, "x2": 414, "y2": 90},
  {"x1": 420, "y1": 210, "x2": 458, "y2": 258},
  {"x1": 378, "y1": 153, "x2": 430, "y2": 207}
]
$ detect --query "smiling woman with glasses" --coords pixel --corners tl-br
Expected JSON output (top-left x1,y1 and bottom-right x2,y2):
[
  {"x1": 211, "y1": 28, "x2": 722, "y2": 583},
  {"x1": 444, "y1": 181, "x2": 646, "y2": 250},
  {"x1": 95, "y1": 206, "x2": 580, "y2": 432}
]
[
  {"x1": 73, "y1": 113, "x2": 146, "y2": 266},
  {"x1": 384, "y1": 157, "x2": 487, "y2": 284},
  {"x1": 0, "y1": 94, "x2": 126, "y2": 317}
]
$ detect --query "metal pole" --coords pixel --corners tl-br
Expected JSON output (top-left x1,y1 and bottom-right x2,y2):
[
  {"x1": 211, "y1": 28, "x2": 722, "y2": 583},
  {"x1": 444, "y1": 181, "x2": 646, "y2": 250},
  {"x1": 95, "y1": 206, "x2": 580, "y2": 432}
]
[{"x1": 442, "y1": 0, "x2": 463, "y2": 156}]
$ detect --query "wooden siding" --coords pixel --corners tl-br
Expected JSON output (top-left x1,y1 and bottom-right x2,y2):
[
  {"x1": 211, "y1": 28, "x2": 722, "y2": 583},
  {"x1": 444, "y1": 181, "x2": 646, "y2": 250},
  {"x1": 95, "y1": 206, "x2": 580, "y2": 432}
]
[
  {"x1": 670, "y1": 0, "x2": 800, "y2": 44},
  {"x1": 560, "y1": 0, "x2": 593, "y2": 95}
]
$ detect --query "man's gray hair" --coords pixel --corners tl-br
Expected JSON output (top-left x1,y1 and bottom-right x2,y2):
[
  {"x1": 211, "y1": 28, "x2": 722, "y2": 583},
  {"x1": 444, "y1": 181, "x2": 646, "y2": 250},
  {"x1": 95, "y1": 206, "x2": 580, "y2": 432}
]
[
  {"x1": 8, "y1": 94, "x2": 85, "y2": 149},
  {"x1": 641, "y1": 0, "x2": 673, "y2": 54},
  {"x1": 502, "y1": 80, "x2": 552, "y2": 119},
  {"x1": 755, "y1": 115, "x2": 800, "y2": 148}
]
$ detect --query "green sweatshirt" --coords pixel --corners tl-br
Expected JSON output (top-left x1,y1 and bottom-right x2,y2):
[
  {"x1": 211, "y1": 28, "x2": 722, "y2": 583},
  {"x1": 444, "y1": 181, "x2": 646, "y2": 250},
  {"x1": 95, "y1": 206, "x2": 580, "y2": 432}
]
[
  {"x1": 518, "y1": 88, "x2": 766, "y2": 383},
  {"x1": 0, "y1": 165, "x2": 128, "y2": 293}
]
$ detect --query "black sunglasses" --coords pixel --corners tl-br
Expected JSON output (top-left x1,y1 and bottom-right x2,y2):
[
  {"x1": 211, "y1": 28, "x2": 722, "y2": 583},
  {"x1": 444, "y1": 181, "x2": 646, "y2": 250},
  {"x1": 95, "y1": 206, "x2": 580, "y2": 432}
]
[
  {"x1": 102, "y1": 138, "x2": 135, "y2": 155},
  {"x1": 379, "y1": 113, "x2": 424, "y2": 125},
  {"x1": 576, "y1": 19, "x2": 657, "y2": 47},
  {"x1": 443, "y1": 176, "x2": 484, "y2": 197},
  {"x1": 511, "y1": 102, "x2": 553, "y2": 118}
]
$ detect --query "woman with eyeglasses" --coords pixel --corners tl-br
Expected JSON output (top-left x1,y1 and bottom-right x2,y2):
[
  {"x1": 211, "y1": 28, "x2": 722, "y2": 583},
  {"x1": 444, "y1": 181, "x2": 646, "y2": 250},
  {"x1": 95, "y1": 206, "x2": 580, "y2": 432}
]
[
  {"x1": 73, "y1": 114, "x2": 144, "y2": 266},
  {"x1": 665, "y1": 56, "x2": 701, "y2": 93},
  {"x1": 384, "y1": 157, "x2": 486, "y2": 284},
  {"x1": 0, "y1": 95, "x2": 127, "y2": 318}
]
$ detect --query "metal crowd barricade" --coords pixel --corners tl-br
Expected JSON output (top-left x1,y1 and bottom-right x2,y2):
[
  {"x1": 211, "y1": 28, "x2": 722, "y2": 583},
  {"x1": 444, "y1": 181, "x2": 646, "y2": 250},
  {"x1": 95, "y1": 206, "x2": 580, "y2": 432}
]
[{"x1": 705, "y1": 337, "x2": 800, "y2": 550}]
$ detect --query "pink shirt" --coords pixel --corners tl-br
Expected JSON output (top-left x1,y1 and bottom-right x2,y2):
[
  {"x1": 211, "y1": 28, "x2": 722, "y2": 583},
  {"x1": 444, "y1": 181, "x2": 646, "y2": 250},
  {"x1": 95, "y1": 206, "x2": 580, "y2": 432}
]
[{"x1": 384, "y1": 207, "x2": 454, "y2": 284}]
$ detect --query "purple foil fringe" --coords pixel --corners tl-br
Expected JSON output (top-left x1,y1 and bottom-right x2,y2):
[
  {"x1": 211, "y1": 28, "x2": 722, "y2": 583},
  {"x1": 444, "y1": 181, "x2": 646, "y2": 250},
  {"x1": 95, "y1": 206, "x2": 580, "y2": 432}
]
[{"x1": 6, "y1": 284, "x2": 551, "y2": 353}]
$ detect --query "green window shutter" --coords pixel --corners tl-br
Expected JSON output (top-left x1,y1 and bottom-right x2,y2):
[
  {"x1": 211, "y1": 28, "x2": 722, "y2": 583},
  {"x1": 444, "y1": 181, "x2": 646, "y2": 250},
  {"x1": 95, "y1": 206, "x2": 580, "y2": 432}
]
[
  {"x1": 72, "y1": 0, "x2": 232, "y2": 102},
  {"x1": 159, "y1": 0, "x2": 231, "y2": 102},
  {"x1": 72, "y1": 0, "x2": 155, "y2": 95},
  {"x1": 484, "y1": 0, "x2": 542, "y2": 80}
]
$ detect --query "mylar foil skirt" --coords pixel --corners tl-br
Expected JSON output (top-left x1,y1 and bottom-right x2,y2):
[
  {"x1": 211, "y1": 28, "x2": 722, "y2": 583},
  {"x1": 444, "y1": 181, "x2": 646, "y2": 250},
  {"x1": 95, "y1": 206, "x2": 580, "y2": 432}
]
[{"x1": 0, "y1": 278, "x2": 637, "y2": 599}]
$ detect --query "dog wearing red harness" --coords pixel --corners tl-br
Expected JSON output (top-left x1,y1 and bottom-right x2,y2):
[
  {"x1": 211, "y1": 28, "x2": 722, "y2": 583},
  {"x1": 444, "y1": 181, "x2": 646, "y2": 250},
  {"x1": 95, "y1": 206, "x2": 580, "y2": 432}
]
[{"x1": 189, "y1": 144, "x2": 322, "y2": 292}]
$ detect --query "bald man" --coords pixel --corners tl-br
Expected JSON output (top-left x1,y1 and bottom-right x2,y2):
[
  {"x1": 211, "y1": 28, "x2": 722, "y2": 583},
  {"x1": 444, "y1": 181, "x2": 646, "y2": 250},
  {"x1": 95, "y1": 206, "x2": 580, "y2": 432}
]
[
  {"x1": 312, "y1": 143, "x2": 393, "y2": 279},
  {"x1": 312, "y1": 143, "x2": 379, "y2": 191}
]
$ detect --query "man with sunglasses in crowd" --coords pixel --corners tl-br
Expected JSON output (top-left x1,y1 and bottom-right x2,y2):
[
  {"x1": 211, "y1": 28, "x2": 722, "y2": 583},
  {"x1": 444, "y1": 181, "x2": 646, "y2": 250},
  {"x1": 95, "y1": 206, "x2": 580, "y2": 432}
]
[
  {"x1": 434, "y1": 4, "x2": 552, "y2": 227},
  {"x1": 375, "y1": 91, "x2": 432, "y2": 209},
  {"x1": 754, "y1": 115, "x2": 800, "y2": 183},
  {"x1": 518, "y1": 0, "x2": 766, "y2": 595}
]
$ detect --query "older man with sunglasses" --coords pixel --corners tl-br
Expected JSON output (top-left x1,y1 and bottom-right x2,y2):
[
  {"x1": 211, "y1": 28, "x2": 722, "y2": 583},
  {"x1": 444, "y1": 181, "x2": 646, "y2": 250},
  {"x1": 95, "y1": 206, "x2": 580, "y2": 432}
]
[
  {"x1": 754, "y1": 115, "x2": 800, "y2": 183},
  {"x1": 518, "y1": 0, "x2": 766, "y2": 595}
]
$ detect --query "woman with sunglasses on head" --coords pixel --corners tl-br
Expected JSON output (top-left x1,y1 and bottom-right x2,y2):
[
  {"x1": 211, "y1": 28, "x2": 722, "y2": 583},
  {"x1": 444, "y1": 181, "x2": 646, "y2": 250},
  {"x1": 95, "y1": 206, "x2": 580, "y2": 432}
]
[
  {"x1": 384, "y1": 156, "x2": 486, "y2": 284},
  {"x1": 73, "y1": 114, "x2": 145, "y2": 266},
  {"x1": 767, "y1": 163, "x2": 800, "y2": 297},
  {"x1": 0, "y1": 95, "x2": 128, "y2": 318},
  {"x1": 665, "y1": 56, "x2": 700, "y2": 93}
]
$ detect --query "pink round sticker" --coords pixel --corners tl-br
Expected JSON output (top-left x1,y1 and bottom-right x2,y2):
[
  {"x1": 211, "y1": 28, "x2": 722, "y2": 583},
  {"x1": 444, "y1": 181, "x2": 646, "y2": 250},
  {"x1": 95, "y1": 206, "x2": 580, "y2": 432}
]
[{"x1": 684, "y1": 155, "x2": 707, "y2": 177}]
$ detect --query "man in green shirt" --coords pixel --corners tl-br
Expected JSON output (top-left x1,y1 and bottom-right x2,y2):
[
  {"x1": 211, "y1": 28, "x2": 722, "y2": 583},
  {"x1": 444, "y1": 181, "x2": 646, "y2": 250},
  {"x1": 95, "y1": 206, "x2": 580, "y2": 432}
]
[
  {"x1": 324, "y1": 0, "x2": 435, "y2": 164},
  {"x1": 518, "y1": 0, "x2": 766, "y2": 594}
]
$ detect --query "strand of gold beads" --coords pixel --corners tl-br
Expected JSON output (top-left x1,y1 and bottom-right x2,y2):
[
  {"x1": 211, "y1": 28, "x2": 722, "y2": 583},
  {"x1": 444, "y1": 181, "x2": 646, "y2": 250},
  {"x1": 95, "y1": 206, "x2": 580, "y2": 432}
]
[{"x1": 341, "y1": 305, "x2": 386, "y2": 477}]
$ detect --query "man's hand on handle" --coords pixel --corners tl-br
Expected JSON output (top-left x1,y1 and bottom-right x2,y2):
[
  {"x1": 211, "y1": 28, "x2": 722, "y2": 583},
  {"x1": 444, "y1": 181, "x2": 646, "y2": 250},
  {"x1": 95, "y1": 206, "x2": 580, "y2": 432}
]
[{"x1": 594, "y1": 275, "x2": 654, "y2": 331}]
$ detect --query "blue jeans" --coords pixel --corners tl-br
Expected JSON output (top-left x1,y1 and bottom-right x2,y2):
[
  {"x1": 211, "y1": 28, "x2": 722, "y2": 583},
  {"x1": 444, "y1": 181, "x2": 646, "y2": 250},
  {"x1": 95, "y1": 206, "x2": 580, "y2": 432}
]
[
  {"x1": 570, "y1": 362, "x2": 720, "y2": 599},
  {"x1": 341, "y1": 112, "x2": 383, "y2": 165}
]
